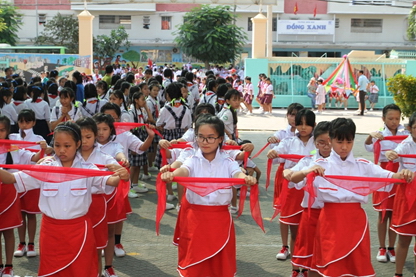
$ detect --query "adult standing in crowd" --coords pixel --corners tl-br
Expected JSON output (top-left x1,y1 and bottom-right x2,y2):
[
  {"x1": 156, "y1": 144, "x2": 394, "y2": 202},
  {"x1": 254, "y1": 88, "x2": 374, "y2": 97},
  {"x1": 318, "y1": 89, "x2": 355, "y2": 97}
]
[
  {"x1": 357, "y1": 70, "x2": 369, "y2": 116},
  {"x1": 307, "y1": 77, "x2": 317, "y2": 110}
]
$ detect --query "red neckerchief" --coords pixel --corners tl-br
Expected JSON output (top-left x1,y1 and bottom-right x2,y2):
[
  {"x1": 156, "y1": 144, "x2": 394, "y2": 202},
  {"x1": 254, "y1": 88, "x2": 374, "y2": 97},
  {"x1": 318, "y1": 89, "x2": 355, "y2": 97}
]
[
  {"x1": 373, "y1": 135, "x2": 407, "y2": 164},
  {"x1": 48, "y1": 94, "x2": 58, "y2": 99},
  {"x1": 187, "y1": 82, "x2": 193, "y2": 87},
  {"x1": 217, "y1": 98, "x2": 225, "y2": 105},
  {"x1": 13, "y1": 101, "x2": 24, "y2": 106},
  {"x1": 88, "y1": 99, "x2": 98, "y2": 104},
  {"x1": 35, "y1": 98, "x2": 43, "y2": 103},
  {"x1": 206, "y1": 91, "x2": 215, "y2": 96},
  {"x1": 173, "y1": 101, "x2": 182, "y2": 108}
]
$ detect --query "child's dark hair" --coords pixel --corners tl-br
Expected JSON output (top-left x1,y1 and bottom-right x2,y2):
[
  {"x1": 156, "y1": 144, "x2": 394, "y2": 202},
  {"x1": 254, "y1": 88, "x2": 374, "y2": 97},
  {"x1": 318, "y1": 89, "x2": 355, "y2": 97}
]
[
  {"x1": 72, "y1": 71, "x2": 83, "y2": 85},
  {"x1": 409, "y1": 112, "x2": 416, "y2": 128},
  {"x1": 96, "y1": 80, "x2": 109, "y2": 95},
  {"x1": 154, "y1": 75, "x2": 163, "y2": 85},
  {"x1": 54, "y1": 121, "x2": 82, "y2": 147},
  {"x1": 100, "y1": 102, "x2": 121, "y2": 118},
  {"x1": 60, "y1": 87, "x2": 76, "y2": 102},
  {"x1": 125, "y1": 73, "x2": 135, "y2": 84},
  {"x1": 225, "y1": 89, "x2": 241, "y2": 125},
  {"x1": 110, "y1": 89, "x2": 128, "y2": 111},
  {"x1": 46, "y1": 80, "x2": 58, "y2": 96},
  {"x1": 217, "y1": 84, "x2": 228, "y2": 98},
  {"x1": 84, "y1": 83, "x2": 98, "y2": 99},
  {"x1": 313, "y1": 121, "x2": 331, "y2": 139},
  {"x1": 207, "y1": 79, "x2": 217, "y2": 92},
  {"x1": 194, "y1": 103, "x2": 215, "y2": 119},
  {"x1": 382, "y1": 104, "x2": 401, "y2": 118},
  {"x1": 131, "y1": 91, "x2": 144, "y2": 107},
  {"x1": 0, "y1": 115, "x2": 10, "y2": 138},
  {"x1": 287, "y1": 103, "x2": 304, "y2": 116},
  {"x1": 295, "y1": 109, "x2": 316, "y2": 127},
  {"x1": 93, "y1": 113, "x2": 116, "y2": 138},
  {"x1": 13, "y1": 86, "x2": 27, "y2": 101},
  {"x1": 164, "y1": 69, "x2": 174, "y2": 81},
  {"x1": 120, "y1": 82, "x2": 131, "y2": 93},
  {"x1": 166, "y1": 82, "x2": 186, "y2": 104},
  {"x1": 111, "y1": 75, "x2": 121, "y2": 87},
  {"x1": 76, "y1": 117, "x2": 98, "y2": 136},
  {"x1": 216, "y1": 77, "x2": 226, "y2": 86},
  {"x1": 195, "y1": 114, "x2": 225, "y2": 147},
  {"x1": 105, "y1": 65, "x2": 113, "y2": 74},
  {"x1": 113, "y1": 79, "x2": 124, "y2": 91},
  {"x1": 144, "y1": 69, "x2": 152, "y2": 76},
  {"x1": 148, "y1": 82, "x2": 160, "y2": 93},
  {"x1": 64, "y1": 80, "x2": 77, "y2": 93},
  {"x1": 245, "y1": 76, "x2": 251, "y2": 81},
  {"x1": 18, "y1": 109, "x2": 36, "y2": 122},
  {"x1": 329, "y1": 118, "x2": 356, "y2": 141},
  {"x1": 185, "y1": 72, "x2": 194, "y2": 83},
  {"x1": 0, "y1": 87, "x2": 12, "y2": 108},
  {"x1": 30, "y1": 83, "x2": 44, "y2": 103}
]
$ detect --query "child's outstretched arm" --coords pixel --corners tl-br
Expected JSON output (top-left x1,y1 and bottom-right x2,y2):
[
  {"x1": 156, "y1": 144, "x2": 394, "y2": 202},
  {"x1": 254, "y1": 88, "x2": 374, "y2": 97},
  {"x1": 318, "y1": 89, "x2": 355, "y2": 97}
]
[
  {"x1": 138, "y1": 125, "x2": 155, "y2": 152},
  {"x1": 31, "y1": 141, "x2": 48, "y2": 162},
  {"x1": 392, "y1": 169, "x2": 414, "y2": 183},
  {"x1": 364, "y1": 131, "x2": 384, "y2": 146},
  {"x1": 161, "y1": 167, "x2": 189, "y2": 183},
  {"x1": 290, "y1": 165, "x2": 325, "y2": 184},
  {"x1": 106, "y1": 167, "x2": 130, "y2": 187},
  {"x1": 233, "y1": 172, "x2": 257, "y2": 186},
  {"x1": 0, "y1": 169, "x2": 16, "y2": 184}
]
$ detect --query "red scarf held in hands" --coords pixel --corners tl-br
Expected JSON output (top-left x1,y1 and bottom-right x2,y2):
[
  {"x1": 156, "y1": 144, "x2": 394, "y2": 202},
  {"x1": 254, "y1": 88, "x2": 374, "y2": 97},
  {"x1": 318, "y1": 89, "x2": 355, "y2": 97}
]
[
  {"x1": 305, "y1": 172, "x2": 412, "y2": 217},
  {"x1": 0, "y1": 139, "x2": 45, "y2": 158},
  {"x1": 155, "y1": 172, "x2": 264, "y2": 235},
  {"x1": 114, "y1": 122, "x2": 164, "y2": 138},
  {"x1": 373, "y1": 135, "x2": 407, "y2": 164},
  {"x1": 159, "y1": 143, "x2": 250, "y2": 168}
]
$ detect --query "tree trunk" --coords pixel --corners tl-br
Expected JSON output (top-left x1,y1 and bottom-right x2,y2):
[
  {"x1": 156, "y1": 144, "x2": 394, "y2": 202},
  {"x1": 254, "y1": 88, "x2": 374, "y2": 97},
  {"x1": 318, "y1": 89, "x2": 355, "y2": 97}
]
[{"x1": 204, "y1": 60, "x2": 210, "y2": 70}]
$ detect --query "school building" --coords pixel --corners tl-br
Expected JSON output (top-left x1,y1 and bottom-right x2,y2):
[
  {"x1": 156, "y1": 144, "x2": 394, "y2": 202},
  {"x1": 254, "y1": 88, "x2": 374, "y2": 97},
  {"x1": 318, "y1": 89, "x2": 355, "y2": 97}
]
[{"x1": 9, "y1": 0, "x2": 416, "y2": 64}]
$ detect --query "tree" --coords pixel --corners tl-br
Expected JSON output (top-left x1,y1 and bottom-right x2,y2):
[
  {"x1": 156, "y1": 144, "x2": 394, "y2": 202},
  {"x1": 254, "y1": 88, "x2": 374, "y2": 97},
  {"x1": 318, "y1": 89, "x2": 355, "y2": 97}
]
[
  {"x1": 33, "y1": 13, "x2": 79, "y2": 54},
  {"x1": 387, "y1": 74, "x2": 416, "y2": 118},
  {"x1": 122, "y1": 50, "x2": 141, "y2": 68},
  {"x1": 174, "y1": 5, "x2": 247, "y2": 69},
  {"x1": 0, "y1": 2, "x2": 22, "y2": 45},
  {"x1": 94, "y1": 26, "x2": 130, "y2": 69},
  {"x1": 407, "y1": 5, "x2": 416, "y2": 40}
]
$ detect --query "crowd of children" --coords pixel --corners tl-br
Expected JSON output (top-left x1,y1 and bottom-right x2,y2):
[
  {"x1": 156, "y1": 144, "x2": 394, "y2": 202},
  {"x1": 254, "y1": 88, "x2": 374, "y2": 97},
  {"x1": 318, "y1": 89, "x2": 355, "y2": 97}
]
[{"x1": 0, "y1": 65, "x2": 415, "y2": 277}]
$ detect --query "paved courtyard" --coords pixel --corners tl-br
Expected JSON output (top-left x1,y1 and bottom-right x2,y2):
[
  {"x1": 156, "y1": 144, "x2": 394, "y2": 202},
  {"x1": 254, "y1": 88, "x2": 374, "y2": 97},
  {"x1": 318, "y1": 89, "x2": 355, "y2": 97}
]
[{"x1": 9, "y1": 108, "x2": 416, "y2": 277}]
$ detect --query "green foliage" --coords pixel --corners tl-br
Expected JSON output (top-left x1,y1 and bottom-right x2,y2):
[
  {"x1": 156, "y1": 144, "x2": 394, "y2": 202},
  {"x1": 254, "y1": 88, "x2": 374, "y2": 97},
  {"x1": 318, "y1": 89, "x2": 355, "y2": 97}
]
[
  {"x1": 94, "y1": 26, "x2": 130, "y2": 60},
  {"x1": 0, "y1": 2, "x2": 22, "y2": 45},
  {"x1": 174, "y1": 5, "x2": 247, "y2": 68},
  {"x1": 407, "y1": 6, "x2": 416, "y2": 41},
  {"x1": 122, "y1": 50, "x2": 141, "y2": 67},
  {"x1": 387, "y1": 74, "x2": 416, "y2": 117},
  {"x1": 33, "y1": 13, "x2": 79, "y2": 53}
]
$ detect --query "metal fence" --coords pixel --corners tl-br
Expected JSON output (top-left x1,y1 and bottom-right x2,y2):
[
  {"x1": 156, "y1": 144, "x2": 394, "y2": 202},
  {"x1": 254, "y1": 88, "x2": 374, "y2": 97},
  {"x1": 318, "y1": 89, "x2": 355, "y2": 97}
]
[{"x1": 265, "y1": 58, "x2": 405, "y2": 109}]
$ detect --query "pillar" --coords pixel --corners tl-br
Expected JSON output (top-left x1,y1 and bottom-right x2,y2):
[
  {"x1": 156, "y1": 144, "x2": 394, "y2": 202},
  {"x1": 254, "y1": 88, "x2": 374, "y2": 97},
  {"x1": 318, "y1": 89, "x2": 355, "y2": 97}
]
[
  {"x1": 78, "y1": 9, "x2": 94, "y2": 73},
  {"x1": 266, "y1": 5, "x2": 273, "y2": 58},
  {"x1": 251, "y1": 13, "x2": 267, "y2": 59}
]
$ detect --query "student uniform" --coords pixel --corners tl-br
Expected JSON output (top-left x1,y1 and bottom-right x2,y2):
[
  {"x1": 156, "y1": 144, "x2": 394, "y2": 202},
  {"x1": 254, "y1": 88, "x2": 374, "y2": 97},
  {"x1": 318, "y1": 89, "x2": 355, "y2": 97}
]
[
  {"x1": 48, "y1": 94, "x2": 60, "y2": 109},
  {"x1": 217, "y1": 104, "x2": 236, "y2": 140},
  {"x1": 269, "y1": 124, "x2": 296, "y2": 149},
  {"x1": 0, "y1": 149, "x2": 34, "y2": 231},
  {"x1": 12, "y1": 154, "x2": 113, "y2": 277},
  {"x1": 174, "y1": 148, "x2": 242, "y2": 277},
  {"x1": 243, "y1": 83, "x2": 253, "y2": 104},
  {"x1": 155, "y1": 103, "x2": 192, "y2": 168},
  {"x1": 364, "y1": 124, "x2": 408, "y2": 211},
  {"x1": 272, "y1": 135, "x2": 315, "y2": 225},
  {"x1": 308, "y1": 151, "x2": 393, "y2": 277},
  {"x1": 9, "y1": 129, "x2": 44, "y2": 214},
  {"x1": 1, "y1": 102, "x2": 18, "y2": 133},
  {"x1": 50, "y1": 103, "x2": 82, "y2": 124},
  {"x1": 129, "y1": 105, "x2": 149, "y2": 167},
  {"x1": 187, "y1": 81, "x2": 200, "y2": 115},
  {"x1": 25, "y1": 98, "x2": 51, "y2": 143},
  {"x1": 146, "y1": 96, "x2": 160, "y2": 152},
  {"x1": 99, "y1": 140, "x2": 132, "y2": 222},
  {"x1": 290, "y1": 154, "x2": 325, "y2": 270},
  {"x1": 83, "y1": 146, "x2": 118, "y2": 249},
  {"x1": 391, "y1": 135, "x2": 416, "y2": 236},
  {"x1": 80, "y1": 97, "x2": 108, "y2": 118},
  {"x1": 199, "y1": 90, "x2": 217, "y2": 108},
  {"x1": 261, "y1": 84, "x2": 273, "y2": 104},
  {"x1": 12, "y1": 100, "x2": 28, "y2": 115}
]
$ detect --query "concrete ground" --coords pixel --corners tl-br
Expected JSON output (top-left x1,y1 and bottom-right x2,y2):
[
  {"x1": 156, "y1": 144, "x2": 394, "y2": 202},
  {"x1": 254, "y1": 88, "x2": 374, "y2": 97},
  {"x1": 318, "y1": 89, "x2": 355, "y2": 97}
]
[{"x1": 9, "y1": 107, "x2": 416, "y2": 277}]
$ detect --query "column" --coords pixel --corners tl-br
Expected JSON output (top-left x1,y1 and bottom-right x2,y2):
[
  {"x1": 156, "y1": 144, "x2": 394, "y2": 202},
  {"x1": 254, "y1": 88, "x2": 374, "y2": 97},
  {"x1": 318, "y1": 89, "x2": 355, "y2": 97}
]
[
  {"x1": 266, "y1": 5, "x2": 273, "y2": 58},
  {"x1": 251, "y1": 13, "x2": 267, "y2": 59},
  {"x1": 78, "y1": 9, "x2": 94, "y2": 72}
]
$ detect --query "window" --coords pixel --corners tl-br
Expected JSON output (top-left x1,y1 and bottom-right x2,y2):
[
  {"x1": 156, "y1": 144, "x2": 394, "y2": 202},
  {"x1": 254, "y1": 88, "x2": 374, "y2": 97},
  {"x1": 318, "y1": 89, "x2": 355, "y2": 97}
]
[
  {"x1": 99, "y1": 15, "x2": 131, "y2": 29},
  {"x1": 248, "y1": 17, "x2": 276, "y2": 31},
  {"x1": 39, "y1": 14, "x2": 46, "y2": 25},
  {"x1": 161, "y1": 16, "x2": 171, "y2": 30},
  {"x1": 143, "y1": 16, "x2": 150, "y2": 29},
  {"x1": 352, "y1": 0, "x2": 393, "y2": 5},
  {"x1": 351, "y1": 18, "x2": 382, "y2": 33},
  {"x1": 335, "y1": 18, "x2": 340, "y2": 28}
]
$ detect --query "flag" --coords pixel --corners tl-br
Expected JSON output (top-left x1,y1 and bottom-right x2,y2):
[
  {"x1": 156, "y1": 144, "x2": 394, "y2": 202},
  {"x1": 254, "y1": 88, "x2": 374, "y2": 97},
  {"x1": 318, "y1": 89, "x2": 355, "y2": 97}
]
[
  {"x1": 313, "y1": 5, "x2": 317, "y2": 17},
  {"x1": 294, "y1": 2, "x2": 298, "y2": 15}
]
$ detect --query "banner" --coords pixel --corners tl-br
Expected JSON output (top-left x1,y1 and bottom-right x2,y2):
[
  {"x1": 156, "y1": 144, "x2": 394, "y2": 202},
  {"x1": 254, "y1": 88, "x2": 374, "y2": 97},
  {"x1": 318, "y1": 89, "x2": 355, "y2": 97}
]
[{"x1": 277, "y1": 20, "x2": 335, "y2": 35}]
